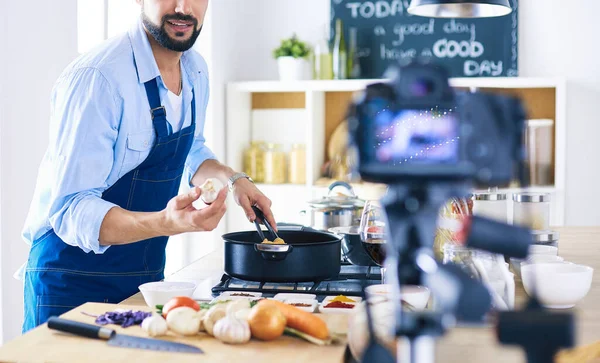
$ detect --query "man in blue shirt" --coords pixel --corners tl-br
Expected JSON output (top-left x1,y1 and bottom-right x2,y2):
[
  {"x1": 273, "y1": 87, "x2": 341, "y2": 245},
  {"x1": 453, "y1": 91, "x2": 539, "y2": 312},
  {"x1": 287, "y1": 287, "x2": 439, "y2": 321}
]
[{"x1": 20, "y1": 0, "x2": 276, "y2": 332}]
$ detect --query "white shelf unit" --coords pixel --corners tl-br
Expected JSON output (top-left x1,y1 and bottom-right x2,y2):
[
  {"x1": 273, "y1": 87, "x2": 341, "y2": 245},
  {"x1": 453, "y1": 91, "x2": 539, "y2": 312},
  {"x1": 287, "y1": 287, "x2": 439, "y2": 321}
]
[{"x1": 225, "y1": 78, "x2": 567, "y2": 232}]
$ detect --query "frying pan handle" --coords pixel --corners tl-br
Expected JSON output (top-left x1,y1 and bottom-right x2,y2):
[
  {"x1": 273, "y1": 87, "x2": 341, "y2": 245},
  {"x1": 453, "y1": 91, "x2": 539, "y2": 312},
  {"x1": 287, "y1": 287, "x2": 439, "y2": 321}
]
[{"x1": 254, "y1": 243, "x2": 293, "y2": 261}]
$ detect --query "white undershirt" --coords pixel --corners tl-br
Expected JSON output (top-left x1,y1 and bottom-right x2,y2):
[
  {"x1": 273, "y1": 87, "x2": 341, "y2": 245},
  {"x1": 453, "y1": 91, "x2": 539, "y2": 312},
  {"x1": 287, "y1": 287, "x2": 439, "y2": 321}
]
[{"x1": 165, "y1": 90, "x2": 184, "y2": 134}]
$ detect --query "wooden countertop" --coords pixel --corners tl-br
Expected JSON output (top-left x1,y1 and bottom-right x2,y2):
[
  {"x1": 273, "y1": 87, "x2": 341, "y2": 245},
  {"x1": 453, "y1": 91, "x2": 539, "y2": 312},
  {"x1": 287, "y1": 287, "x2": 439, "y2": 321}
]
[{"x1": 1, "y1": 227, "x2": 599, "y2": 362}]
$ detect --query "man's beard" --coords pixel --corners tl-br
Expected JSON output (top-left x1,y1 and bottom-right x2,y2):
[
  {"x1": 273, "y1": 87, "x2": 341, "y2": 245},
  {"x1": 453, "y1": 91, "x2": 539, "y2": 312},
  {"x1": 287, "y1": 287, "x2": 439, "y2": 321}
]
[{"x1": 142, "y1": 12, "x2": 202, "y2": 52}]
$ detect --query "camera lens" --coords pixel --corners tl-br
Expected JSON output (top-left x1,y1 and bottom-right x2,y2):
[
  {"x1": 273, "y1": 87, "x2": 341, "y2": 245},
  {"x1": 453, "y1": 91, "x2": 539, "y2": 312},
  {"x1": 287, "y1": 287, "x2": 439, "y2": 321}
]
[{"x1": 410, "y1": 78, "x2": 436, "y2": 97}]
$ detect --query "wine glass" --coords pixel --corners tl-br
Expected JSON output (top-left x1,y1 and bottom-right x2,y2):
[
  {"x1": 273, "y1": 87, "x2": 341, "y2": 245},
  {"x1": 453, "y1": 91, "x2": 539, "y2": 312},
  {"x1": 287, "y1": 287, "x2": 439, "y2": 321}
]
[{"x1": 359, "y1": 200, "x2": 388, "y2": 282}]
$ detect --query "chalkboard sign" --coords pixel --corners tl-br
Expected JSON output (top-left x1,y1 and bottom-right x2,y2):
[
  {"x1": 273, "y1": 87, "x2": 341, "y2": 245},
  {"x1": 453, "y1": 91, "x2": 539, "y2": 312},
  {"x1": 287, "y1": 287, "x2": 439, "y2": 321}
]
[{"x1": 331, "y1": 0, "x2": 518, "y2": 78}]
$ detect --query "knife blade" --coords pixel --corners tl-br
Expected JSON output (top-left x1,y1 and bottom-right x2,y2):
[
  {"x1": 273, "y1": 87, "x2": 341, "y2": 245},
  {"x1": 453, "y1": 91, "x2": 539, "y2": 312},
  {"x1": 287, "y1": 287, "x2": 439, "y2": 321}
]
[{"x1": 47, "y1": 317, "x2": 203, "y2": 354}]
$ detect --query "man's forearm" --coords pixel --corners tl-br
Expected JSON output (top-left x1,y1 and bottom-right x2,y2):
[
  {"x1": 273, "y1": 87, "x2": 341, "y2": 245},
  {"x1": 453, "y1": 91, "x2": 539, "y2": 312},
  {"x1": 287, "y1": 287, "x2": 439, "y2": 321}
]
[
  {"x1": 98, "y1": 207, "x2": 172, "y2": 246},
  {"x1": 191, "y1": 159, "x2": 237, "y2": 188}
]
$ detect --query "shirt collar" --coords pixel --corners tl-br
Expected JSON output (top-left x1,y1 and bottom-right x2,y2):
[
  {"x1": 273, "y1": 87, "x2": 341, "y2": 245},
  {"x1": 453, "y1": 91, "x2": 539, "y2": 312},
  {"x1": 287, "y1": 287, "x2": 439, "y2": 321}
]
[{"x1": 128, "y1": 18, "x2": 199, "y2": 85}]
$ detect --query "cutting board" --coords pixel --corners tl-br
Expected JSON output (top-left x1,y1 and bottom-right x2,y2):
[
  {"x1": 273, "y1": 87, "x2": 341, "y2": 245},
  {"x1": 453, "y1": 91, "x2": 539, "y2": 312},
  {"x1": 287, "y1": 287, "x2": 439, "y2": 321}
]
[{"x1": 0, "y1": 303, "x2": 349, "y2": 363}]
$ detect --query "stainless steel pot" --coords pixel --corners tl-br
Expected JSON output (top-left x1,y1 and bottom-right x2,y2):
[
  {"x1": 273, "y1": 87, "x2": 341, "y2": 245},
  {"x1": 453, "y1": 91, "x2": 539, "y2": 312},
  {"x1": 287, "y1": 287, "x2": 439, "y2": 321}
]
[
  {"x1": 329, "y1": 226, "x2": 376, "y2": 266},
  {"x1": 304, "y1": 181, "x2": 364, "y2": 231}
]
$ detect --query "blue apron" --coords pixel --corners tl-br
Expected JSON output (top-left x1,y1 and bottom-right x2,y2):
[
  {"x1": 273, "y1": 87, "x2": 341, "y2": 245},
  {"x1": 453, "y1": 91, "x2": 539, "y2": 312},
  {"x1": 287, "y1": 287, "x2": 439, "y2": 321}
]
[{"x1": 22, "y1": 78, "x2": 196, "y2": 332}]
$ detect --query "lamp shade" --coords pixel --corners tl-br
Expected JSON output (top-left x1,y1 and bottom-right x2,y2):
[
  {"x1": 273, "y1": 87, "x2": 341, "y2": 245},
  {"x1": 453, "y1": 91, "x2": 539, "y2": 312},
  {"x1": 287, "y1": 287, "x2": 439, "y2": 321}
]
[{"x1": 407, "y1": 0, "x2": 512, "y2": 18}]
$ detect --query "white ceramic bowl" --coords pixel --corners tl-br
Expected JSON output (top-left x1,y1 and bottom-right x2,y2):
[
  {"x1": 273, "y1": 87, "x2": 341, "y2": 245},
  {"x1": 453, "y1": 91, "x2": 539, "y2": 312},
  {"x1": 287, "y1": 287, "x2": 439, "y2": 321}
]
[
  {"x1": 528, "y1": 244, "x2": 558, "y2": 256},
  {"x1": 510, "y1": 255, "x2": 565, "y2": 279},
  {"x1": 521, "y1": 263, "x2": 593, "y2": 309},
  {"x1": 365, "y1": 284, "x2": 430, "y2": 310},
  {"x1": 138, "y1": 281, "x2": 197, "y2": 308}
]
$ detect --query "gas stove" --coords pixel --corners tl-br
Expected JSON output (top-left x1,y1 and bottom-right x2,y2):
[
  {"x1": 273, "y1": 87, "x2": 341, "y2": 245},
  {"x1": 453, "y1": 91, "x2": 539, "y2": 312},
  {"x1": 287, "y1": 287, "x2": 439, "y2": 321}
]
[{"x1": 211, "y1": 264, "x2": 381, "y2": 301}]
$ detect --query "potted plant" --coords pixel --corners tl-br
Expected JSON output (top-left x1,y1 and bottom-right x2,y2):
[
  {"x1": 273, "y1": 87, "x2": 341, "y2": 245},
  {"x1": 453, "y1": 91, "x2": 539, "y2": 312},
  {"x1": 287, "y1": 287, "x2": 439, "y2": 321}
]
[{"x1": 273, "y1": 34, "x2": 311, "y2": 81}]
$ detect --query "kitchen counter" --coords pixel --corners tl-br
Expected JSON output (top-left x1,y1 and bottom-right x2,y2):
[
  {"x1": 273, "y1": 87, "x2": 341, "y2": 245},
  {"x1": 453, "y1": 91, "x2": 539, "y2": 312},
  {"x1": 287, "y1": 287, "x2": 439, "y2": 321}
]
[{"x1": 1, "y1": 227, "x2": 599, "y2": 362}]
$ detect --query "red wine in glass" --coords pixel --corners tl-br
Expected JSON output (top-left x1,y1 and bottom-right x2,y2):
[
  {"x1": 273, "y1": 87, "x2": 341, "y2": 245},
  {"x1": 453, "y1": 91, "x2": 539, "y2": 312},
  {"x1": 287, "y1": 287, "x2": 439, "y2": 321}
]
[{"x1": 362, "y1": 226, "x2": 387, "y2": 266}]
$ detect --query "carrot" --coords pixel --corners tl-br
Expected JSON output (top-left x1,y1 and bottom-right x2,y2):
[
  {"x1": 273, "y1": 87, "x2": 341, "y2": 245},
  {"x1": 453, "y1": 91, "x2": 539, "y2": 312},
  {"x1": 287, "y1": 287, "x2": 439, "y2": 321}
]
[{"x1": 257, "y1": 299, "x2": 329, "y2": 340}]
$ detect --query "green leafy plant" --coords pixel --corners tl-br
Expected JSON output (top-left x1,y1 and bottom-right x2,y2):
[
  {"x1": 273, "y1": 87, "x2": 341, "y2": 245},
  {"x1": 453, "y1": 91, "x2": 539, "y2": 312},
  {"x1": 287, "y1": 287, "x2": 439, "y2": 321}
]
[{"x1": 273, "y1": 34, "x2": 311, "y2": 59}]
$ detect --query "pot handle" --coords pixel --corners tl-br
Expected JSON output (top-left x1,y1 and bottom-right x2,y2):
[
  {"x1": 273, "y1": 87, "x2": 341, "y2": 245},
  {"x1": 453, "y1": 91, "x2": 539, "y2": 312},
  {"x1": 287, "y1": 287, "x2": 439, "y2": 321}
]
[
  {"x1": 327, "y1": 181, "x2": 356, "y2": 197},
  {"x1": 254, "y1": 243, "x2": 294, "y2": 261}
]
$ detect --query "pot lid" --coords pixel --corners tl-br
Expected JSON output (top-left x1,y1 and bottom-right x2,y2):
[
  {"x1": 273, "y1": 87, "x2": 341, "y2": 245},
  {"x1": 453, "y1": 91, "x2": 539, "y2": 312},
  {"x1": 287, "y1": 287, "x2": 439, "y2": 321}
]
[{"x1": 308, "y1": 181, "x2": 364, "y2": 209}]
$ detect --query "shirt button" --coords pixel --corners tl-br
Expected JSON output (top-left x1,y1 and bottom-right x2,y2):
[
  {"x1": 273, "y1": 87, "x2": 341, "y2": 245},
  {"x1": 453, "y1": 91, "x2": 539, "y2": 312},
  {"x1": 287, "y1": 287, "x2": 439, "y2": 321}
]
[{"x1": 144, "y1": 141, "x2": 149, "y2": 147}]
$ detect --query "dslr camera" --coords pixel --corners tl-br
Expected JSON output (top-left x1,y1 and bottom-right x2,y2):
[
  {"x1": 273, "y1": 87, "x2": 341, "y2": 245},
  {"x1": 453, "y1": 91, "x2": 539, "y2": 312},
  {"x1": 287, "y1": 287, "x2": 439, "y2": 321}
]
[{"x1": 348, "y1": 60, "x2": 528, "y2": 187}]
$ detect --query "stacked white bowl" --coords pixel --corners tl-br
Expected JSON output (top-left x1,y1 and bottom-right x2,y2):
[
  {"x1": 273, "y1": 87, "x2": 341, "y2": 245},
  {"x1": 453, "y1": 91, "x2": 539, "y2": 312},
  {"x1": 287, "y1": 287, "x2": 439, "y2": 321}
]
[{"x1": 512, "y1": 244, "x2": 593, "y2": 309}]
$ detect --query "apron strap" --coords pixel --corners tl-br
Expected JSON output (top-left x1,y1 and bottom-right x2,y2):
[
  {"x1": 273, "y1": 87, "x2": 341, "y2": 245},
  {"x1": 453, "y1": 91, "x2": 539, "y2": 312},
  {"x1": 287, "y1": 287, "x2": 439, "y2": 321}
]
[
  {"x1": 191, "y1": 88, "x2": 196, "y2": 126},
  {"x1": 143, "y1": 79, "x2": 169, "y2": 138}
]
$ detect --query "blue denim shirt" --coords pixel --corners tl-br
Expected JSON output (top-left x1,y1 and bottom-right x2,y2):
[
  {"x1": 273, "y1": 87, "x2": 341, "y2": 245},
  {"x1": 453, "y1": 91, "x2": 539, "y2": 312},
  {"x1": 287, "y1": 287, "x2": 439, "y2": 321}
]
[{"x1": 21, "y1": 18, "x2": 216, "y2": 255}]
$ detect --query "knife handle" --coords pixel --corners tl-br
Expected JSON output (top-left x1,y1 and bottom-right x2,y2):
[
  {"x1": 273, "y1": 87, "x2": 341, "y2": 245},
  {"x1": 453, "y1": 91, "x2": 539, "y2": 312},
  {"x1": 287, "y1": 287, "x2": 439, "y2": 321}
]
[{"x1": 47, "y1": 317, "x2": 115, "y2": 340}]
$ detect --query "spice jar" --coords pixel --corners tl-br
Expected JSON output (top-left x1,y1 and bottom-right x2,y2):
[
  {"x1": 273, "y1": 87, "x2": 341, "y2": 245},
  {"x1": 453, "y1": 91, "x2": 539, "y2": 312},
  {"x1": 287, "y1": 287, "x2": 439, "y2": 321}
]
[
  {"x1": 531, "y1": 230, "x2": 559, "y2": 249},
  {"x1": 243, "y1": 141, "x2": 266, "y2": 183},
  {"x1": 472, "y1": 190, "x2": 508, "y2": 223},
  {"x1": 512, "y1": 193, "x2": 551, "y2": 230},
  {"x1": 263, "y1": 143, "x2": 286, "y2": 184},
  {"x1": 288, "y1": 143, "x2": 306, "y2": 184}
]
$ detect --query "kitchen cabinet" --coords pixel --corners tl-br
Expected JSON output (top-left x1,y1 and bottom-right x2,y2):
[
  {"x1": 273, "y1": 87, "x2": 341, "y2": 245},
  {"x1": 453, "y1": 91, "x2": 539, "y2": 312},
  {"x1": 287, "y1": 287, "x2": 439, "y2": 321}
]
[{"x1": 225, "y1": 78, "x2": 566, "y2": 233}]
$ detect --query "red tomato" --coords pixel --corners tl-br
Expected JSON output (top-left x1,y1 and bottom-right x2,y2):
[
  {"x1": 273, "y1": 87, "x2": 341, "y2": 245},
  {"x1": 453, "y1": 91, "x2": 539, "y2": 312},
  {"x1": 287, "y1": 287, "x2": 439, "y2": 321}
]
[{"x1": 162, "y1": 296, "x2": 200, "y2": 318}]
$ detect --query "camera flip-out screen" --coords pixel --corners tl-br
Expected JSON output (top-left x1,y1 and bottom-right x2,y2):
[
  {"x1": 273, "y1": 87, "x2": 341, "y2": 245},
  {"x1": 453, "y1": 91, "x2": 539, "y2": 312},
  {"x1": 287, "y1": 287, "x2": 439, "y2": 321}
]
[{"x1": 373, "y1": 106, "x2": 459, "y2": 166}]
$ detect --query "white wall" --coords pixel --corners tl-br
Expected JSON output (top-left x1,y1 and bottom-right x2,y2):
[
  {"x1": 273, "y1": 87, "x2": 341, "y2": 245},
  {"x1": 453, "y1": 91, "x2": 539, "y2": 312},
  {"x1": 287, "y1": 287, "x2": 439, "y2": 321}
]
[
  {"x1": 518, "y1": 0, "x2": 600, "y2": 225},
  {"x1": 0, "y1": 0, "x2": 79, "y2": 343}
]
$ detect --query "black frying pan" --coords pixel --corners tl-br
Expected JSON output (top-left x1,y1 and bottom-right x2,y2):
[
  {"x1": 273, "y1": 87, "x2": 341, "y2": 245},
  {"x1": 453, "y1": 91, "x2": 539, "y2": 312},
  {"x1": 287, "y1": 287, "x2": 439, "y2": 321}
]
[{"x1": 222, "y1": 207, "x2": 342, "y2": 282}]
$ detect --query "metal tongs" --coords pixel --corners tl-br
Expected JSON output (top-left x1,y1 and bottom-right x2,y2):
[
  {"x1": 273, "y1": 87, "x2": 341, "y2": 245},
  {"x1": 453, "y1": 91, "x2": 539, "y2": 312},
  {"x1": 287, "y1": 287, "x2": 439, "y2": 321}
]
[{"x1": 251, "y1": 206, "x2": 280, "y2": 242}]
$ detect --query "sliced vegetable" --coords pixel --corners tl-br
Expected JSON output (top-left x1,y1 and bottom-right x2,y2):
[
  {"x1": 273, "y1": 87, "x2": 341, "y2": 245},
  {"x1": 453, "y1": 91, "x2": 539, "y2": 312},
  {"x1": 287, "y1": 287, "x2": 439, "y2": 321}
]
[
  {"x1": 95, "y1": 310, "x2": 152, "y2": 328},
  {"x1": 165, "y1": 306, "x2": 203, "y2": 336},
  {"x1": 256, "y1": 300, "x2": 329, "y2": 340},
  {"x1": 247, "y1": 303, "x2": 286, "y2": 341},
  {"x1": 161, "y1": 296, "x2": 200, "y2": 318}
]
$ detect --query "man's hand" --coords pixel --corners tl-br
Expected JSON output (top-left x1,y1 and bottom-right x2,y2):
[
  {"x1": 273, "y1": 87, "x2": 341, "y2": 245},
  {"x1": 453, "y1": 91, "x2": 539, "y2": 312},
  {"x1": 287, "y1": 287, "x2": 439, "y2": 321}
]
[
  {"x1": 232, "y1": 179, "x2": 277, "y2": 230},
  {"x1": 162, "y1": 186, "x2": 228, "y2": 235}
]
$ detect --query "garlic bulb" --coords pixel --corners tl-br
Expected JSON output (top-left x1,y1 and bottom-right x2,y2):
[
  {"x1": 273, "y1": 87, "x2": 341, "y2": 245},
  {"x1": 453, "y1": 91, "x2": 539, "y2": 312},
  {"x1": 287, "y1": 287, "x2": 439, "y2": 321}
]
[
  {"x1": 166, "y1": 307, "x2": 203, "y2": 336},
  {"x1": 200, "y1": 178, "x2": 223, "y2": 204},
  {"x1": 198, "y1": 309, "x2": 207, "y2": 332},
  {"x1": 141, "y1": 314, "x2": 168, "y2": 337},
  {"x1": 213, "y1": 314, "x2": 251, "y2": 344},
  {"x1": 226, "y1": 299, "x2": 251, "y2": 316},
  {"x1": 234, "y1": 308, "x2": 253, "y2": 322},
  {"x1": 203, "y1": 304, "x2": 228, "y2": 336}
]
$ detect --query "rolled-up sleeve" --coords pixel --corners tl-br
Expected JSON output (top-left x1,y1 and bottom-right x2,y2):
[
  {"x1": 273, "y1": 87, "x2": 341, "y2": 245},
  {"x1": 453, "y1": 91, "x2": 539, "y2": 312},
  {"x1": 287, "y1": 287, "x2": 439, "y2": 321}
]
[
  {"x1": 47, "y1": 67, "x2": 121, "y2": 254},
  {"x1": 184, "y1": 74, "x2": 217, "y2": 185}
]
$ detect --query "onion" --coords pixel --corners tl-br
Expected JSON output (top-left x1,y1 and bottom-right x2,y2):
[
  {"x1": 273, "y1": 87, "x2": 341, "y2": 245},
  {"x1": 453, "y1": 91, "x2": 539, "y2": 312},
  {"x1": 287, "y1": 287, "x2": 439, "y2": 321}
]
[{"x1": 247, "y1": 303, "x2": 287, "y2": 341}]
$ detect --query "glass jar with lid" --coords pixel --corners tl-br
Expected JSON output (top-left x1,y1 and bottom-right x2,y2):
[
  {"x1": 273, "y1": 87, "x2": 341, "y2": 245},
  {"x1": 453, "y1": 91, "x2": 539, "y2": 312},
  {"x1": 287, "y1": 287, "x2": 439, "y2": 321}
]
[
  {"x1": 472, "y1": 189, "x2": 508, "y2": 223},
  {"x1": 512, "y1": 192, "x2": 551, "y2": 230},
  {"x1": 531, "y1": 230, "x2": 559, "y2": 249},
  {"x1": 263, "y1": 143, "x2": 287, "y2": 184},
  {"x1": 288, "y1": 143, "x2": 306, "y2": 184},
  {"x1": 243, "y1": 141, "x2": 266, "y2": 183}
]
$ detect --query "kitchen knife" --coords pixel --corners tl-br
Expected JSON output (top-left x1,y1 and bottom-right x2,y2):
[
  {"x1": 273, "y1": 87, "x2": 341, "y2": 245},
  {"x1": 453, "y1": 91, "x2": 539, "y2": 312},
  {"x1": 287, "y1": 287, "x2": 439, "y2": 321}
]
[{"x1": 47, "y1": 317, "x2": 203, "y2": 354}]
